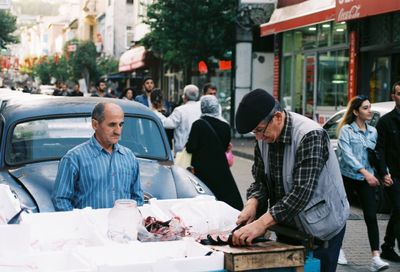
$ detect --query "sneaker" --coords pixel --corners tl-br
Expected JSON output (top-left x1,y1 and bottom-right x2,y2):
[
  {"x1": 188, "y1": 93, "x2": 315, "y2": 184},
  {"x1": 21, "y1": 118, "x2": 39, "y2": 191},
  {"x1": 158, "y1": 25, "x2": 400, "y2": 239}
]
[
  {"x1": 381, "y1": 247, "x2": 400, "y2": 262},
  {"x1": 370, "y1": 256, "x2": 389, "y2": 271},
  {"x1": 338, "y1": 249, "x2": 348, "y2": 265}
]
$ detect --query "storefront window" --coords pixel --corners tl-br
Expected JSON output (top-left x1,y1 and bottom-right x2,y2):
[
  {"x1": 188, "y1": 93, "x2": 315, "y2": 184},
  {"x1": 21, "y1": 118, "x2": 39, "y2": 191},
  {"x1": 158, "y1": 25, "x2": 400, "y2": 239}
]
[
  {"x1": 295, "y1": 26, "x2": 317, "y2": 50},
  {"x1": 316, "y1": 50, "x2": 348, "y2": 122},
  {"x1": 280, "y1": 23, "x2": 349, "y2": 123},
  {"x1": 369, "y1": 57, "x2": 390, "y2": 103},
  {"x1": 282, "y1": 32, "x2": 293, "y2": 53},
  {"x1": 317, "y1": 23, "x2": 332, "y2": 47},
  {"x1": 333, "y1": 22, "x2": 347, "y2": 45}
]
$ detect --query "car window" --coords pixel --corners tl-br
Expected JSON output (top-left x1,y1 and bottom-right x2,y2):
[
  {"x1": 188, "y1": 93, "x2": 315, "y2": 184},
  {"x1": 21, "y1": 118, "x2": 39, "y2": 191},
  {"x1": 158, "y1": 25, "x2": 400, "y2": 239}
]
[
  {"x1": 369, "y1": 112, "x2": 381, "y2": 127},
  {"x1": 323, "y1": 113, "x2": 343, "y2": 140},
  {"x1": 323, "y1": 111, "x2": 381, "y2": 140},
  {"x1": 6, "y1": 116, "x2": 168, "y2": 165}
]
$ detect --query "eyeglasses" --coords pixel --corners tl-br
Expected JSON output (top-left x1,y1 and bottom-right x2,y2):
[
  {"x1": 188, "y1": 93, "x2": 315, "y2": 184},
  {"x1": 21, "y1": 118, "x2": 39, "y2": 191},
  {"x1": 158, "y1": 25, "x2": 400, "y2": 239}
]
[{"x1": 252, "y1": 104, "x2": 279, "y2": 135}]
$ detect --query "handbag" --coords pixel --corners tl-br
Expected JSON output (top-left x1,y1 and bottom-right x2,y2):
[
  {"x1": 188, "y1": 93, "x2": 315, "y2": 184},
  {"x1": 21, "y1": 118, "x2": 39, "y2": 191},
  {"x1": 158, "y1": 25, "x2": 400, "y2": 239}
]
[
  {"x1": 175, "y1": 148, "x2": 192, "y2": 169},
  {"x1": 225, "y1": 143, "x2": 234, "y2": 167}
]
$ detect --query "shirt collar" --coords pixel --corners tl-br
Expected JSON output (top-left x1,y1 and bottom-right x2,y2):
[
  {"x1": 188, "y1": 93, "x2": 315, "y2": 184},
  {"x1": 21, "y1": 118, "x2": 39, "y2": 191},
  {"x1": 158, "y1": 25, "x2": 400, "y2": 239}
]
[
  {"x1": 350, "y1": 121, "x2": 374, "y2": 134},
  {"x1": 276, "y1": 110, "x2": 292, "y2": 144},
  {"x1": 90, "y1": 135, "x2": 126, "y2": 155}
]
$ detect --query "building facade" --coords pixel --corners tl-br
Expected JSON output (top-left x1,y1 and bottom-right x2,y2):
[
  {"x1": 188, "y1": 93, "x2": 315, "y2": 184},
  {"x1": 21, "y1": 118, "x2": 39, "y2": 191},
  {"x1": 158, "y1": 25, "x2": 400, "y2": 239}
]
[{"x1": 261, "y1": 0, "x2": 400, "y2": 124}]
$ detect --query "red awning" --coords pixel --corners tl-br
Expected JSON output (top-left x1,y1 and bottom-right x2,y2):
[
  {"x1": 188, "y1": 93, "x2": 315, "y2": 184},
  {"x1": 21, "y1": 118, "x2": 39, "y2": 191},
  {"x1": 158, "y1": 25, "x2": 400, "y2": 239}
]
[
  {"x1": 260, "y1": 0, "x2": 336, "y2": 37},
  {"x1": 118, "y1": 46, "x2": 146, "y2": 72}
]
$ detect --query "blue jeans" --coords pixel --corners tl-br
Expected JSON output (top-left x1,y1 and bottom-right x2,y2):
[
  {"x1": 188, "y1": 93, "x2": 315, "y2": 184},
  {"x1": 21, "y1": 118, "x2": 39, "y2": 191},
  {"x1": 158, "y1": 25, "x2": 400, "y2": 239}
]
[{"x1": 314, "y1": 225, "x2": 346, "y2": 272}]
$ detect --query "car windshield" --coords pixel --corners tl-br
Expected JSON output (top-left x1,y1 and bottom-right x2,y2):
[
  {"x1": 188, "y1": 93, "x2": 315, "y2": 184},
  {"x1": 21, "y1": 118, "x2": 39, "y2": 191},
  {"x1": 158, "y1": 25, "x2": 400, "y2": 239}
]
[{"x1": 6, "y1": 115, "x2": 168, "y2": 165}]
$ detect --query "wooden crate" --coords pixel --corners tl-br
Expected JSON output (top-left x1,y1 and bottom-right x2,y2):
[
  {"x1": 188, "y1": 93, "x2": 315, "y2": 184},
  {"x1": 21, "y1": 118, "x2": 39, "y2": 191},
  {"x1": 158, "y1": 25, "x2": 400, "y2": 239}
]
[{"x1": 211, "y1": 241, "x2": 304, "y2": 271}]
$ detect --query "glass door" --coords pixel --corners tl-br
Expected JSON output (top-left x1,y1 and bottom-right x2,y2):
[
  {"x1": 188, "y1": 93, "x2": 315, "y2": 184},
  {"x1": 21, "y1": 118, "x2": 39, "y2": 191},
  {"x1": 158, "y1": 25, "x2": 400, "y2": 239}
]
[{"x1": 303, "y1": 54, "x2": 317, "y2": 119}]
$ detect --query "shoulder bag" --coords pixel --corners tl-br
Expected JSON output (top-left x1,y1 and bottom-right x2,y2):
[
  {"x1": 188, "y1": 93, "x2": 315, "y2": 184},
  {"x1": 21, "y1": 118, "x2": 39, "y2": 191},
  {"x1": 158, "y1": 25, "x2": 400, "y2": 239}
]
[{"x1": 201, "y1": 118, "x2": 234, "y2": 167}]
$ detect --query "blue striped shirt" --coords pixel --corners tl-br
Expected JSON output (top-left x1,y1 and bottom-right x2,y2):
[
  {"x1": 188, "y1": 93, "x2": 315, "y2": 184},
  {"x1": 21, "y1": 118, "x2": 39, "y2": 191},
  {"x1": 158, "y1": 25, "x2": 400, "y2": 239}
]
[{"x1": 52, "y1": 136, "x2": 144, "y2": 211}]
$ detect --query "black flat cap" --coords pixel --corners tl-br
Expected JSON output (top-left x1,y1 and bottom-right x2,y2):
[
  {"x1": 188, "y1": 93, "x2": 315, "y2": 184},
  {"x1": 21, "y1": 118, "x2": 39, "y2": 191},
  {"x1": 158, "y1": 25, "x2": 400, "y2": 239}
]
[{"x1": 235, "y1": 89, "x2": 276, "y2": 134}]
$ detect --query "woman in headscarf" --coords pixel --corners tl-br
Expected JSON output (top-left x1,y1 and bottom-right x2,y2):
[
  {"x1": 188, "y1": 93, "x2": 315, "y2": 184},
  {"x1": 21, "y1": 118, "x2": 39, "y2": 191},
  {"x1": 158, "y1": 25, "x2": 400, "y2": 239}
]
[{"x1": 186, "y1": 95, "x2": 243, "y2": 210}]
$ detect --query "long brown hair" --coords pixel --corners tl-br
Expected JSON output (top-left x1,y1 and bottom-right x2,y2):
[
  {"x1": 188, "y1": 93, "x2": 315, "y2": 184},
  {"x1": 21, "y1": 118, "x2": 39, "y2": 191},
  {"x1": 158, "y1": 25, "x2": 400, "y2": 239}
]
[{"x1": 337, "y1": 95, "x2": 369, "y2": 135}]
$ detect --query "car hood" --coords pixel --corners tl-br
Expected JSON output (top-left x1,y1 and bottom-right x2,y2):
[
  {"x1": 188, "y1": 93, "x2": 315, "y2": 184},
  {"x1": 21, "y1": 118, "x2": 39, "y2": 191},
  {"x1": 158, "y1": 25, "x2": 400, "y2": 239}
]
[
  {"x1": 8, "y1": 159, "x2": 212, "y2": 213},
  {"x1": 8, "y1": 161, "x2": 58, "y2": 212}
]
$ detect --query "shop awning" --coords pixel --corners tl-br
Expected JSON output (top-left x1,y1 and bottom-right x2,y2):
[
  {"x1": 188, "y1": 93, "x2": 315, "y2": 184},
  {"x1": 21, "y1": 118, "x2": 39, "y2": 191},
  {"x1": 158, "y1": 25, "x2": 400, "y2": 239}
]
[
  {"x1": 118, "y1": 46, "x2": 146, "y2": 72},
  {"x1": 260, "y1": 0, "x2": 336, "y2": 37}
]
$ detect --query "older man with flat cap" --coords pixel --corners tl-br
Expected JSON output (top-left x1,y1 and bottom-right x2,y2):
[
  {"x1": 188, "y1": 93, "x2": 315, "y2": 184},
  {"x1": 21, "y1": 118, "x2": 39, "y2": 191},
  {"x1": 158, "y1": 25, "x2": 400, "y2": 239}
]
[{"x1": 233, "y1": 89, "x2": 349, "y2": 272}]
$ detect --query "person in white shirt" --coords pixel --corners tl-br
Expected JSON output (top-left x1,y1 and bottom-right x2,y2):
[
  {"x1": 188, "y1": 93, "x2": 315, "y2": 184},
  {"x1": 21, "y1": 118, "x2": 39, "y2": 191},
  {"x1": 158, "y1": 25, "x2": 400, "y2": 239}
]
[{"x1": 160, "y1": 84, "x2": 201, "y2": 154}]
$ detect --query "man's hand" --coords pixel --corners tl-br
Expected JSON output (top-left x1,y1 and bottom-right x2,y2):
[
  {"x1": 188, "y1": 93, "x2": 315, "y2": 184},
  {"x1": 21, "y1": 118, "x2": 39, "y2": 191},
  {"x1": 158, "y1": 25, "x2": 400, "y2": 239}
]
[
  {"x1": 232, "y1": 212, "x2": 276, "y2": 246},
  {"x1": 236, "y1": 198, "x2": 258, "y2": 225},
  {"x1": 383, "y1": 174, "x2": 393, "y2": 186}
]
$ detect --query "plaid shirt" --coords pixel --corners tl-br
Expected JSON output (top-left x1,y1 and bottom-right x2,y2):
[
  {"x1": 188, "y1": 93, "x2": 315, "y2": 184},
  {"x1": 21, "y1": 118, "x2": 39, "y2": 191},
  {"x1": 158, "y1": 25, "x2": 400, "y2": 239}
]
[{"x1": 247, "y1": 112, "x2": 329, "y2": 224}]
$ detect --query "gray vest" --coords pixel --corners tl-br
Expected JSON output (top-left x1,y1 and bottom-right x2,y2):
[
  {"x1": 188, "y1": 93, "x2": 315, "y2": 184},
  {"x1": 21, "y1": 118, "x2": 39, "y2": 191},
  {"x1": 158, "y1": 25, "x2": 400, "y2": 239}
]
[{"x1": 258, "y1": 112, "x2": 349, "y2": 240}]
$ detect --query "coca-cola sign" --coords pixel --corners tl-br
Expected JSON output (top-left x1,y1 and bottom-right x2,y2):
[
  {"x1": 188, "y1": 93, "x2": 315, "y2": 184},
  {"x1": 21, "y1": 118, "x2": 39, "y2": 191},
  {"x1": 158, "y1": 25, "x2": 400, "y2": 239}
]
[
  {"x1": 336, "y1": 0, "x2": 400, "y2": 22},
  {"x1": 337, "y1": 4, "x2": 360, "y2": 21}
]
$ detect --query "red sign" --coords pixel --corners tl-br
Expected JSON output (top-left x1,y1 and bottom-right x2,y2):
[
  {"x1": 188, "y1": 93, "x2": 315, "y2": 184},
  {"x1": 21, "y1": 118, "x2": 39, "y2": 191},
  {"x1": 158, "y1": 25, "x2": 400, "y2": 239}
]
[
  {"x1": 198, "y1": 61, "x2": 208, "y2": 74},
  {"x1": 273, "y1": 55, "x2": 280, "y2": 99},
  {"x1": 218, "y1": 60, "x2": 232, "y2": 71},
  {"x1": 348, "y1": 31, "x2": 357, "y2": 100},
  {"x1": 336, "y1": 0, "x2": 400, "y2": 22}
]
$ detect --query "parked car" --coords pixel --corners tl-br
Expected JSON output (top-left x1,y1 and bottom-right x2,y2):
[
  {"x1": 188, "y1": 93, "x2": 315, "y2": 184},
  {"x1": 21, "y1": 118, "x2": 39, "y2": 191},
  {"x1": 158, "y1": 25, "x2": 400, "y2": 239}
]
[
  {"x1": 0, "y1": 95, "x2": 213, "y2": 213},
  {"x1": 323, "y1": 101, "x2": 395, "y2": 213}
]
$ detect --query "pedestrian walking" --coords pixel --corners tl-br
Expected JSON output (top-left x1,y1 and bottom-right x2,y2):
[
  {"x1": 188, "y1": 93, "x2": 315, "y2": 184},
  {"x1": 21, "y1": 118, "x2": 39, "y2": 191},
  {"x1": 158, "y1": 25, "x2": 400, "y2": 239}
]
[
  {"x1": 185, "y1": 95, "x2": 243, "y2": 210},
  {"x1": 376, "y1": 81, "x2": 400, "y2": 263},
  {"x1": 121, "y1": 87, "x2": 134, "y2": 101},
  {"x1": 337, "y1": 95, "x2": 389, "y2": 271},
  {"x1": 134, "y1": 76, "x2": 155, "y2": 107},
  {"x1": 69, "y1": 81, "x2": 83, "y2": 96},
  {"x1": 91, "y1": 80, "x2": 107, "y2": 97},
  {"x1": 160, "y1": 84, "x2": 201, "y2": 154},
  {"x1": 233, "y1": 89, "x2": 349, "y2": 272},
  {"x1": 150, "y1": 88, "x2": 174, "y2": 150}
]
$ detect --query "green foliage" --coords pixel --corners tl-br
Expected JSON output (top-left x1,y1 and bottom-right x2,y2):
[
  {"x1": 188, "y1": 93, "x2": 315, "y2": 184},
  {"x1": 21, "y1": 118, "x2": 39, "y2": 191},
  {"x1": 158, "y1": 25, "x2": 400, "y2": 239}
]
[
  {"x1": 33, "y1": 40, "x2": 118, "y2": 85},
  {"x1": 97, "y1": 56, "x2": 119, "y2": 77},
  {"x1": 33, "y1": 56, "x2": 70, "y2": 84},
  {"x1": 69, "y1": 41, "x2": 98, "y2": 81},
  {"x1": 0, "y1": 10, "x2": 19, "y2": 47},
  {"x1": 142, "y1": 0, "x2": 236, "y2": 69}
]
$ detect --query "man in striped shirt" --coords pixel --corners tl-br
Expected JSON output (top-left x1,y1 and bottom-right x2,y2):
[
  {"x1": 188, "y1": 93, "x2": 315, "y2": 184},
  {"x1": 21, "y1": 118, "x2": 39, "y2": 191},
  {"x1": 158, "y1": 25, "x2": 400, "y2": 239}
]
[{"x1": 52, "y1": 102, "x2": 144, "y2": 211}]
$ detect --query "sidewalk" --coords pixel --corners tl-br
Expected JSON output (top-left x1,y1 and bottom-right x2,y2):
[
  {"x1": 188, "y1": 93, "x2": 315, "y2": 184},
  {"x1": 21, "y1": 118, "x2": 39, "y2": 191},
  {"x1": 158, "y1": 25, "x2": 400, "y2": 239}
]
[{"x1": 231, "y1": 136, "x2": 400, "y2": 271}]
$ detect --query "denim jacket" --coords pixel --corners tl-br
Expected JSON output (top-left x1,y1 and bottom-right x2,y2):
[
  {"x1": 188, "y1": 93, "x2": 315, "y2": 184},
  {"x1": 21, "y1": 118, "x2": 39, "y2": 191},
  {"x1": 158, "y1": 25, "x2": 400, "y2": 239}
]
[{"x1": 338, "y1": 122, "x2": 377, "y2": 180}]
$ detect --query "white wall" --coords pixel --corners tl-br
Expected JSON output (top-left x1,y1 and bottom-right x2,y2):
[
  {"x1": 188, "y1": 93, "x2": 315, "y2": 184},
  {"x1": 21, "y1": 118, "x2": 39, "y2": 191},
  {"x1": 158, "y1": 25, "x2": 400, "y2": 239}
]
[{"x1": 251, "y1": 52, "x2": 273, "y2": 92}]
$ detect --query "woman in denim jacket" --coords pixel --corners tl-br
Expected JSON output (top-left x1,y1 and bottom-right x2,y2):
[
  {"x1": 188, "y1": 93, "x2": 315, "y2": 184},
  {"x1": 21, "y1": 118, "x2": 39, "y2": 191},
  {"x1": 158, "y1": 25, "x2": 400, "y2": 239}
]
[{"x1": 337, "y1": 95, "x2": 389, "y2": 271}]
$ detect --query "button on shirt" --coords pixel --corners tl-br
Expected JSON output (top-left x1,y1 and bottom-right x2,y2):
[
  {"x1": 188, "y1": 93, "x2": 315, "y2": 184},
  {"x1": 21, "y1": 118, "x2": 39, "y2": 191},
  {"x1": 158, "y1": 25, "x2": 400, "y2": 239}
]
[
  {"x1": 338, "y1": 122, "x2": 377, "y2": 180},
  {"x1": 52, "y1": 136, "x2": 144, "y2": 211}
]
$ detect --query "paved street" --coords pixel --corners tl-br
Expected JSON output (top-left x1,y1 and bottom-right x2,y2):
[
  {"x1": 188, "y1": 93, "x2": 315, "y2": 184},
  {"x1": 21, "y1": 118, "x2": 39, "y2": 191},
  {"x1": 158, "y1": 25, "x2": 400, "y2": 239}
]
[{"x1": 230, "y1": 138, "x2": 400, "y2": 271}]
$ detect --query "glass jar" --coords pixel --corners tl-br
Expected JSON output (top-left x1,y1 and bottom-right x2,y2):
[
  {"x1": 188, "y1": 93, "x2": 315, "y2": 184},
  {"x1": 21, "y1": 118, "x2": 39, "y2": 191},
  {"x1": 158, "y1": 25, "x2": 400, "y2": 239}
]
[{"x1": 107, "y1": 199, "x2": 141, "y2": 243}]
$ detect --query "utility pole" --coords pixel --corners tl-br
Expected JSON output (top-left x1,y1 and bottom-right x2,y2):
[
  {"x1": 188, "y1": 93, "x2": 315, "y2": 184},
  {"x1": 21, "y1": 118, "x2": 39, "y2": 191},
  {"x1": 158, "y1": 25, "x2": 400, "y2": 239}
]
[{"x1": 233, "y1": 0, "x2": 276, "y2": 136}]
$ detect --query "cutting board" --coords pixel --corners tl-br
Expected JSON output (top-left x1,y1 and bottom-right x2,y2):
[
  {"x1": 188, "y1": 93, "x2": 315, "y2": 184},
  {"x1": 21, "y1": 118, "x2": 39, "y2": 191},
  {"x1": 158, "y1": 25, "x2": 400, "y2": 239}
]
[{"x1": 211, "y1": 241, "x2": 304, "y2": 271}]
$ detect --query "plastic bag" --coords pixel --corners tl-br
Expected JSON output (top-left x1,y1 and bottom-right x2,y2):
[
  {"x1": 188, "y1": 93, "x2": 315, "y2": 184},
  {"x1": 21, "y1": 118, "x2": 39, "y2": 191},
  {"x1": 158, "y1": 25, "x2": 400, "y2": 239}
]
[{"x1": 175, "y1": 148, "x2": 192, "y2": 169}]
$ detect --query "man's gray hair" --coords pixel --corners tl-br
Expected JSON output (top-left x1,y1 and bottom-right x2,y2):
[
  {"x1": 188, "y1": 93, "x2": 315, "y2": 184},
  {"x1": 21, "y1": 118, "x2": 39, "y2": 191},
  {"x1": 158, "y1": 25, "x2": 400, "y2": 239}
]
[
  {"x1": 92, "y1": 102, "x2": 106, "y2": 123},
  {"x1": 183, "y1": 84, "x2": 199, "y2": 101}
]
